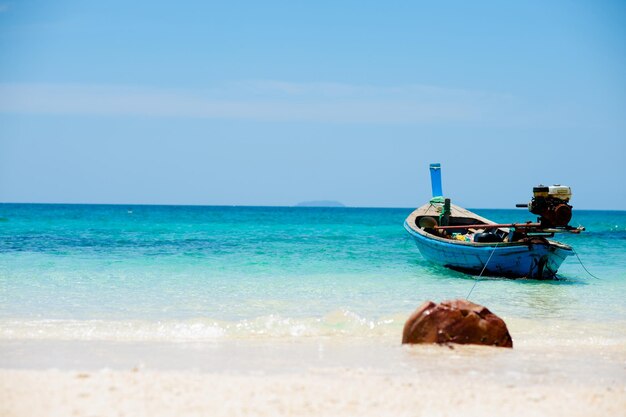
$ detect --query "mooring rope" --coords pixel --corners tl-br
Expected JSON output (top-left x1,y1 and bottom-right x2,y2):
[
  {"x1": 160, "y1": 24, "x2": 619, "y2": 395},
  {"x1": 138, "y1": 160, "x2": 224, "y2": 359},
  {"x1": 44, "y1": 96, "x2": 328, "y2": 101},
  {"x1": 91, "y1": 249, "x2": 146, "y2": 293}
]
[
  {"x1": 572, "y1": 247, "x2": 601, "y2": 280},
  {"x1": 466, "y1": 242, "x2": 500, "y2": 300}
]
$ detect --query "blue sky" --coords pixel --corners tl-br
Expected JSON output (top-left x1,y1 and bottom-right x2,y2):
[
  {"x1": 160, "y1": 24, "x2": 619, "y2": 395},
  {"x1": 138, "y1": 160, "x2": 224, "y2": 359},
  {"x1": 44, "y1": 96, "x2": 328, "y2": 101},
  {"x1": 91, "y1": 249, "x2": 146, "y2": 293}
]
[{"x1": 0, "y1": 1, "x2": 625, "y2": 209}]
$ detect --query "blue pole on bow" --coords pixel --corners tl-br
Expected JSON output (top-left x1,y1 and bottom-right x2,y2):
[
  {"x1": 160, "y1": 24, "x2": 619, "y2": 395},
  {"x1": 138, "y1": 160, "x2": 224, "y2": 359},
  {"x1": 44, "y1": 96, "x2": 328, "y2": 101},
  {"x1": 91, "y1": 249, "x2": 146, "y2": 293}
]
[{"x1": 430, "y1": 163, "x2": 443, "y2": 198}]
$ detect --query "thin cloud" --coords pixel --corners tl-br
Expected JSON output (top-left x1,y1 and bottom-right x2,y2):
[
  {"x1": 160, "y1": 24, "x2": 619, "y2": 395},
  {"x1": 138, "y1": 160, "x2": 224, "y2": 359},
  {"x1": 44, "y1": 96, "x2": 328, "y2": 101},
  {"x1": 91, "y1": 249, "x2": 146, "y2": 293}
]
[
  {"x1": 239, "y1": 80, "x2": 514, "y2": 101},
  {"x1": 0, "y1": 81, "x2": 520, "y2": 124}
]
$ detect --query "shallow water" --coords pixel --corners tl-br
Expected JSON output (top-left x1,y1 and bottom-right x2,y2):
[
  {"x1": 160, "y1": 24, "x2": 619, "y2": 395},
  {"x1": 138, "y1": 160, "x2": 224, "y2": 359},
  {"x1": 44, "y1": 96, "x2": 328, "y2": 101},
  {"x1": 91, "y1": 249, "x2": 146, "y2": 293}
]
[{"x1": 0, "y1": 204, "x2": 625, "y2": 342}]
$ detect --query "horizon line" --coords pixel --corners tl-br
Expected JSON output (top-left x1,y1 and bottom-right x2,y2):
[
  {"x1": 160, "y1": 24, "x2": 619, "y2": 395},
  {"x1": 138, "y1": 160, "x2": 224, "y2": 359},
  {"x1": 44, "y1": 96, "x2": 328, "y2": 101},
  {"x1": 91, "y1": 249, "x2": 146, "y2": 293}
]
[{"x1": 0, "y1": 201, "x2": 623, "y2": 212}]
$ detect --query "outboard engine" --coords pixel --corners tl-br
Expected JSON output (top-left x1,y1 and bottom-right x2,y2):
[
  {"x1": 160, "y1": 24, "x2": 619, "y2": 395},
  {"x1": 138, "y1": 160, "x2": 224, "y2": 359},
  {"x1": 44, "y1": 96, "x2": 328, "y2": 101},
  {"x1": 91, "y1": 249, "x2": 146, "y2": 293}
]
[{"x1": 518, "y1": 185, "x2": 573, "y2": 228}]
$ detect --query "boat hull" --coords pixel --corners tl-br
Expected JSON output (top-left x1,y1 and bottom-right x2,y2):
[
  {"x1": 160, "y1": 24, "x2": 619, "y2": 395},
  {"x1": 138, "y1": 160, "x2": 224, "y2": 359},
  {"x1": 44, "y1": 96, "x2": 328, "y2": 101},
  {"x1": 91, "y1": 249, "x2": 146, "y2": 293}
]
[{"x1": 404, "y1": 221, "x2": 572, "y2": 279}]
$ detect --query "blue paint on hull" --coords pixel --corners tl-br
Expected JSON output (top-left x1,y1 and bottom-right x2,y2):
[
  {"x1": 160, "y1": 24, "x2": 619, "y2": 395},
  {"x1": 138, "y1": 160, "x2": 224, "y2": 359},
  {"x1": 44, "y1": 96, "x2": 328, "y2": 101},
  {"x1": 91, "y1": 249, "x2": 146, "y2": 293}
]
[{"x1": 404, "y1": 222, "x2": 572, "y2": 279}]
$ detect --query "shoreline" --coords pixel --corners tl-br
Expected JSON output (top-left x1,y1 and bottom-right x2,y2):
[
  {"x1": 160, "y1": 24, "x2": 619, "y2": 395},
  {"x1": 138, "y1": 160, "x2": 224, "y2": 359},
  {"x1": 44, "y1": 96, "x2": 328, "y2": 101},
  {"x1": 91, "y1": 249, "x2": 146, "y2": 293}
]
[{"x1": 2, "y1": 336, "x2": 626, "y2": 377}]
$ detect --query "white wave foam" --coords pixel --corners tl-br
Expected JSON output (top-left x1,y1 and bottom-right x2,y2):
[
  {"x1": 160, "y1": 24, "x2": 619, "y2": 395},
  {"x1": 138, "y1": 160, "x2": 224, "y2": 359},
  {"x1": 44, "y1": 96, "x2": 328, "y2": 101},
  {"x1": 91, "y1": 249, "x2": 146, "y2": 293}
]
[
  {"x1": 4, "y1": 313, "x2": 623, "y2": 348},
  {"x1": 0, "y1": 310, "x2": 405, "y2": 342}
]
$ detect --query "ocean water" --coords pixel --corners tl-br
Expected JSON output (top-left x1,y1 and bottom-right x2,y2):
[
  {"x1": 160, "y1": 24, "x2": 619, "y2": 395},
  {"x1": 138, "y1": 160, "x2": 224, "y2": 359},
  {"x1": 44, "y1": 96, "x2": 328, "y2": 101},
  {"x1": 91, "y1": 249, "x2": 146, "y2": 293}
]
[{"x1": 1, "y1": 204, "x2": 625, "y2": 342}]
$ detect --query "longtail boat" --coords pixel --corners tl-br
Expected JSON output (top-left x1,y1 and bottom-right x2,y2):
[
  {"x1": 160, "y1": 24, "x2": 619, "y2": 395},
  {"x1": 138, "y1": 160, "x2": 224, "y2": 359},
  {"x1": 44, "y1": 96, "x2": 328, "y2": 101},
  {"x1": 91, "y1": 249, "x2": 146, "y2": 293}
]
[{"x1": 404, "y1": 164, "x2": 584, "y2": 279}]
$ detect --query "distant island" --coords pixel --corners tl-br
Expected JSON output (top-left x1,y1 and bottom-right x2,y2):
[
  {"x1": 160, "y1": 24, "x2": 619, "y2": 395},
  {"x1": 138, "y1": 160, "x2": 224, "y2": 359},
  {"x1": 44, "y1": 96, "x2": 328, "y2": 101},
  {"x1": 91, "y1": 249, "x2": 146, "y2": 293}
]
[{"x1": 295, "y1": 200, "x2": 345, "y2": 207}]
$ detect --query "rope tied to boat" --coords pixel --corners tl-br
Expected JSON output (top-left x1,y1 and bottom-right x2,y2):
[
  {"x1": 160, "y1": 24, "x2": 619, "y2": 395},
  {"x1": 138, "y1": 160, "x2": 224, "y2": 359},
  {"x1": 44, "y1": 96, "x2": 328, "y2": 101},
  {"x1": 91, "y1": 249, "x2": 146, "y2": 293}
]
[
  {"x1": 572, "y1": 247, "x2": 601, "y2": 280},
  {"x1": 466, "y1": 242, "x2": 500, "y2": 300}
]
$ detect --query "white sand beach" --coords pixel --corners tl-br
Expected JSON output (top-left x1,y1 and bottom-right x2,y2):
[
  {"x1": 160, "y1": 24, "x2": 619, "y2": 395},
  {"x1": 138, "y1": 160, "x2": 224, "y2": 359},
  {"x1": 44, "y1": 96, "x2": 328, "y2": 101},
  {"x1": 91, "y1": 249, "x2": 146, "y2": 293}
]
[
  {"x1": 2, "y1": 366, "x2": 625, "y2": 417},
  {"x1": 2, "y1": 319, "x2": 626, "y2": 417}
]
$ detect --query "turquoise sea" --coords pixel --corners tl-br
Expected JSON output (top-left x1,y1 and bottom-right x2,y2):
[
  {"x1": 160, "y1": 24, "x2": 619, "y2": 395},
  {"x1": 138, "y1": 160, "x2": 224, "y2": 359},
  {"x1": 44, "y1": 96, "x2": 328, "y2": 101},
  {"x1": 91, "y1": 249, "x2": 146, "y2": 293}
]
[{"x1": 1, "y1": 204, "x2": 625, "y2": 342}]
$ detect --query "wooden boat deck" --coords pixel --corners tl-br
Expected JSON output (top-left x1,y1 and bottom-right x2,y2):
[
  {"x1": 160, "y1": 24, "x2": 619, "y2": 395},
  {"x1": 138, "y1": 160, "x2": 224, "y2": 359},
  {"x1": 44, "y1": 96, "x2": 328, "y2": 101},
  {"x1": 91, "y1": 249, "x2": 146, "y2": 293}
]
[
  {"x1": 405, "y1": 202, "x2": 496, "y2": 228},
  {"x1": 405, "y1": 203, "x2": 571, "y2": 250}
]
